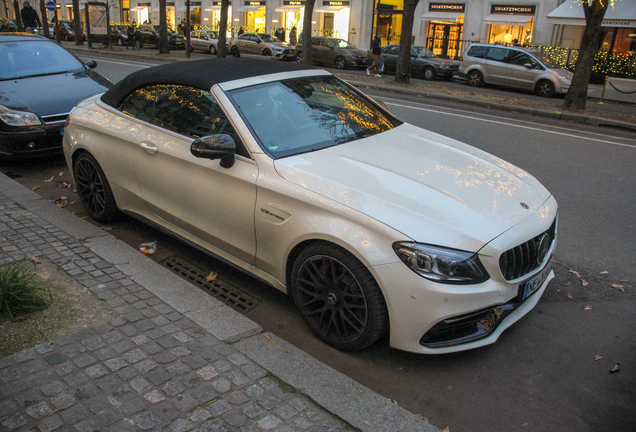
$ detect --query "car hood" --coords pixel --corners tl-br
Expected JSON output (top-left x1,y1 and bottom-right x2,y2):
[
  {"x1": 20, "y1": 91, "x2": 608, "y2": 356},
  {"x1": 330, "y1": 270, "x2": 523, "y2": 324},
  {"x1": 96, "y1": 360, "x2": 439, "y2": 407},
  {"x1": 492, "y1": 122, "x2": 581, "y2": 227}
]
[
  {"x1": 340, "y1": 48, "x2": 368, "y2": 57},
  {"x1": 0, "y1": 71, "x2": 111, "y2": 117},
  {"x1": 424, "y1": 57, "x2": 460, "y2": 66},
  {"x1": 551, "y1": 68, "x2": 573, "y2": 80},
  {"x1": 266, "y1": 42, "x2": 291, "y2": 49},
  {"x1": 274, "y1": 123, "x2": 551, "y2": 251}
]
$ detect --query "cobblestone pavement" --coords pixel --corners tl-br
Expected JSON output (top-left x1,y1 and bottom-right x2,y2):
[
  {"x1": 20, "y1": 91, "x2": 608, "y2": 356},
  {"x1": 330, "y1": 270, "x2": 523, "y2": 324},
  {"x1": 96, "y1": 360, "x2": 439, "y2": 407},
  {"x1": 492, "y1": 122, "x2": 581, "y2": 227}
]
[{"x1": 0, "y1": 194, "x2": 355, "y2": 432}]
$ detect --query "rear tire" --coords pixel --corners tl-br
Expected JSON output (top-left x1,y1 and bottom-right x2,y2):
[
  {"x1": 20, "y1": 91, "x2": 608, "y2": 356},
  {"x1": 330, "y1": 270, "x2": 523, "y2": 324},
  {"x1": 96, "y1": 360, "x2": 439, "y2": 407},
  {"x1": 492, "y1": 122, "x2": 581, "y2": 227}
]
[
  {"x1": 423, "y1": 67, "x2": 436, "y2": 81},
  {"x1": 209, "y1": 45, "x2": 217, "y2": 55},
  {"x1": 535, "y1": 80, "x2": 555, "y2": 98},
  {"x1": 295, "y1": 51, "x2": 302, "y2": 63},
  {"x1": 467, "y1": 70, "x2": 483, "y2": 87},
  {"x1": 335, "y1": 56, "x2": 347, "y2": 70},
  {"x1": 263, "y1": 49, "x2": 272, "y2": 56},
  {"x1": 73, "y1": 152, "x2": 119, "y2": 223},
  {"x1": 231, "y1": 46, "x2": 240, "y2": 57}
]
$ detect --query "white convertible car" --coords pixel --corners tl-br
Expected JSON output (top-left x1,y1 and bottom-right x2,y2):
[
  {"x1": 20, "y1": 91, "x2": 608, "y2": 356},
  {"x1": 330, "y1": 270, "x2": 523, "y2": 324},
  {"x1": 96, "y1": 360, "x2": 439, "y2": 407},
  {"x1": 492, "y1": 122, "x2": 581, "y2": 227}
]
[{"x1": 63, "y1": 59, "x2": 557, "y2": 354}]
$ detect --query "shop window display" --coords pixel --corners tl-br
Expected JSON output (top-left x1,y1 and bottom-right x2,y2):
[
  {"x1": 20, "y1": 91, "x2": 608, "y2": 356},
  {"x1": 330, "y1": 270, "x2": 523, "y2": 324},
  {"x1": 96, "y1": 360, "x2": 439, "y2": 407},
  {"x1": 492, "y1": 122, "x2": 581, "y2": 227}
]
[{"x1": 489, "y1": 19, "x2": 533, "y2": 46}]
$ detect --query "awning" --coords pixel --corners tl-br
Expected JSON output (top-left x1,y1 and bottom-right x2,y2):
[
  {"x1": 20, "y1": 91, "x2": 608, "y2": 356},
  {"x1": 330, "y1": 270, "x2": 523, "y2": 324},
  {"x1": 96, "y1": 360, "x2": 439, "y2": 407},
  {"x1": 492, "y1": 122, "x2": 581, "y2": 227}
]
[
  {"x1": 237, "y1": 5, "x2": 264, "y2": 11},
  {"x1": 420, "y1": 11, "x2": 463, "y2": 23},
  {"x1": 130, "y1": 6, "x2": 148, "y2": 11},
  {"x1": 483, "y1": 14, "x2": 533, "y2": 25},
  {"x1": 205, "y1": 5, "x2": 232, "y2": 11},
  {"x1": 314, "y1": 5, "x2": 348, "y2": 12},
  {"x1": 547, "y1": 0, "x2": 636, "y2": 27},
  {"x1": 275, "y1": 6, "x2": 304, "y2": 12}
]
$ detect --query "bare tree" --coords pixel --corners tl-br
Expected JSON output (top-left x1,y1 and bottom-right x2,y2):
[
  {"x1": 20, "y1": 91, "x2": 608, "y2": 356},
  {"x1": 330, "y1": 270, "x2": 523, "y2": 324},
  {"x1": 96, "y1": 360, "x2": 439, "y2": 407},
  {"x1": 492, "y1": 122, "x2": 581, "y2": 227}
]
[
  {"x1": 39, "y1": 0, "x2": 50, "y2": 38},
  {"x1": 394, "y1": 0, "x2": 420, "y2": 84},
  {"x1": 72, "y1": 0, "x2": 82, "y2": 46},
  {"x1": 563, "y1": 0, "x2": 610, "y2": 111},
  {"x1": 300, "y1": 0, "x2": 316, "y2": 65},
  {"x1": 217, "y1": 0, "x2": 229, "y2": 57},
  {"x1": 158, "y1": 0, "x2": 169, "y2": 53},
  {"x1": 13, "y1": 0, "x2": 23, "y2": 32}
]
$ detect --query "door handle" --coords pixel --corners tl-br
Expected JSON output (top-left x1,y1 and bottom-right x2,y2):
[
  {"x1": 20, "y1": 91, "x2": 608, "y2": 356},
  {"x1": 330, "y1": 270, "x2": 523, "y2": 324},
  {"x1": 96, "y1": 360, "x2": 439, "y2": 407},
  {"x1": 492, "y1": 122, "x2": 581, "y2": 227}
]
[{"x1": 140, "y1": 142, "x2": 158, "y2": 154}]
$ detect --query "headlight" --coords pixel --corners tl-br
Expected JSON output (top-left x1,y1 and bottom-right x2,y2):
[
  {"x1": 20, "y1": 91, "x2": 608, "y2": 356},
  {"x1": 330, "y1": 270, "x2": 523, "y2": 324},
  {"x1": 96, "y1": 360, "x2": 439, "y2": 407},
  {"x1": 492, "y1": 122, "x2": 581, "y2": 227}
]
[
  {"x1": 559, "y1": 76, "x2": 570, "y2": 83},
  {"x1": 0, "y1": 105, "x2": 41, "y2": 126},
  {"x1": 393, "y1": 242, "x2": 489, "y2": 285},
  {"x1": 439, "y1": 64, "x2": 450, "y2": 69}
]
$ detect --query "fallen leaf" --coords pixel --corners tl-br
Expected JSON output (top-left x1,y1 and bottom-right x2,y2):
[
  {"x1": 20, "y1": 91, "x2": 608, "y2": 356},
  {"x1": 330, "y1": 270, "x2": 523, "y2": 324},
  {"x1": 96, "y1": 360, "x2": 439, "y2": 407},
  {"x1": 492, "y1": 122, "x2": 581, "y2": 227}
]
[
  {"x1": 390, "y1": 399, "x2": 398, "y2": 405},
  {"x1": 58, "y1": 172, "x2": 64, "y2": 177},
  {"x1": 619, "y1": 279, "x2": 628, "y2": 283},
  {"x1": 581, "y1": 280, "x2": 589, "y2": 287},
  {"x1": 206, "y1": 271, "x2": 218, "y2": 282},
  {"x1": 594, "y1": 353, "x2": 603, "y2": 361},
  {"x1": 563, "y1": 281, "x2": 571, "y2": 287},
  {"x1": 600, "y1": 271, "x2": 609, "y2": 275},
  {"x1": 610, "y1": 363, "x2": 620, "y2": 374},
  {"x1": 443, "y1": 427, "x2": 451, "y2": 432},
  {"x1": 100, "y1": 226, "x2": 114, "y2": 231},
  {"x1": 583, "y1": 306, "x2": 592, "y2": 311},
  {"x1": 32, "y1": 185, "x2": 41, "y2": 191},
  {"x1": 43, "y1": 176, "x2": 54, "y2": 183},
  {"x1": 567, "y1": 292, "x2": 573, "y2": 299},
  {"x1": 569, "y1": 269, "x2": 581, "y2": 278},
  {"x1": 611, "y1": 284, "x2": 625, "y2": 292},
  {"x1": 51, "y1": 197, "x2": 68, "y2": 208},
  {"x1": 69, "y1": 201, "x2": 75, "y2": 205},
  {"x1": 30, "y1": 256, "x2": 41, "y2": 264},
  {"x1": 58, "y1": 182, "x2": 72, "y2": 189}
]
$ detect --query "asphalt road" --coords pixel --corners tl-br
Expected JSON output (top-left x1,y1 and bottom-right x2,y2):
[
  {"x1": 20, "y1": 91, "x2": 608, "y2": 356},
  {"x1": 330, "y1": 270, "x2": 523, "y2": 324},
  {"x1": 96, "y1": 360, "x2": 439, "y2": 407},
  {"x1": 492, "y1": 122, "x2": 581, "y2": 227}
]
[{"x1": 2, "y1": 56, "x2": 634, "y2": 432}]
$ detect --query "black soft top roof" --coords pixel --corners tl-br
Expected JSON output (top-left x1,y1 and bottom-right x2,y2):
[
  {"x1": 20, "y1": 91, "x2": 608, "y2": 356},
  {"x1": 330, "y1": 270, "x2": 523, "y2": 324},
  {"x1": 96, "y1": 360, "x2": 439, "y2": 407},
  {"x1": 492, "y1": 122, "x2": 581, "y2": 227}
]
[{"x1": 100, "y1": 58, "x2": 316, "y2": 108}]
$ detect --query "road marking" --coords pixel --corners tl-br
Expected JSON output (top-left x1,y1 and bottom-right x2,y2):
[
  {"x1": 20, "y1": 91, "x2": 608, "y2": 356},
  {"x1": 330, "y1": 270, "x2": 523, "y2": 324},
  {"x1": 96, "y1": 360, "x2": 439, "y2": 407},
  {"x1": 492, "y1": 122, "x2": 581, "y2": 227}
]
[{"x1": 381, "y1": 97, "x2": 636, "y2": 149}]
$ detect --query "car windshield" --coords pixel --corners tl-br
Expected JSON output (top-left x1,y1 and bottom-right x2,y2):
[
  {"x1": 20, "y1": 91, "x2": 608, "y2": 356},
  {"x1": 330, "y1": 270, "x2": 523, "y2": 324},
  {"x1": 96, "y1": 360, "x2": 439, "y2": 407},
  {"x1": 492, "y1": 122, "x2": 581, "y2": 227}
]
[
  {"x1": 413, "y1": 46, "x2": 436, "y2": 58},
  {"x1": 229, "y1": 75, "x2": 401, "y2": 158},
  {"x1": 0, "y1": 39, "x2": 84, "y2": 80},
  {"x1": 206, "y1": 31, "x2": 219, "y2": 38},
  {"x1": 258, "y1": 34, "x2": 279, "y2": 43},
  {"x1": 153, "y1": 25, "x2": 176, "y2": 33},
  {"x1": 528, "y1": 51, "x2": 559, "y2": 68},
  {"x1": 330, "y1": 39, "x2": 356, "y2": 49}
]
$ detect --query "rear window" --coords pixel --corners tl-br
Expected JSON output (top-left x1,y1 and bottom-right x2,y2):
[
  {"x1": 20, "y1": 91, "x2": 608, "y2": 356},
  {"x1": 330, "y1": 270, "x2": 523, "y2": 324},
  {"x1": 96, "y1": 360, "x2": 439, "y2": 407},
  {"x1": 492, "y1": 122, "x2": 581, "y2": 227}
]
[{"x1": 467, "y1": 45, "x2": 488, "y2": 58}]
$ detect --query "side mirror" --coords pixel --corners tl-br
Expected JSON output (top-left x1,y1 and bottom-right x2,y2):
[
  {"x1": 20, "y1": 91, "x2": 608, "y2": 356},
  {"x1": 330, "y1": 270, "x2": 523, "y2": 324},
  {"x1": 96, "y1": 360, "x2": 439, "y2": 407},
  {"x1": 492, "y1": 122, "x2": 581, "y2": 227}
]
[
  {"x1": 524, "y1": 63, "x2": 533, "y2": 69},
  {"x1": 191, "y1": 134, "x2": 236, "y2": 168},
  {"x1": 85, "y1": 59, "x2": 97, "y2": 69}
]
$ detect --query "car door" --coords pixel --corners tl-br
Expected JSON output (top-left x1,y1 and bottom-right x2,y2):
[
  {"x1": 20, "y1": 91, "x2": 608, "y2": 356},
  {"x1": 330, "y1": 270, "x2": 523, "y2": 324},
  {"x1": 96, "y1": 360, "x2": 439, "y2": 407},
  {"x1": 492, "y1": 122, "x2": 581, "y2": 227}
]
[
  {"x1": 483, "y1": 47, "x2": 511, "y2": 85},
  {"x1": 244, "y1": 34, "x2": 260, "y2": 54},
  {"x1": 380, "y1": 45, "x2": 400, "y2": 73},
  {"x1": 125, "y1": 84, "x2": 258, "y2": 264},
  {"x1": 505, "y1": 50, "x2": 540, "y2": 90},
  {"x1": 190, "y1": 31, "x2": 201, "y2": 50}
]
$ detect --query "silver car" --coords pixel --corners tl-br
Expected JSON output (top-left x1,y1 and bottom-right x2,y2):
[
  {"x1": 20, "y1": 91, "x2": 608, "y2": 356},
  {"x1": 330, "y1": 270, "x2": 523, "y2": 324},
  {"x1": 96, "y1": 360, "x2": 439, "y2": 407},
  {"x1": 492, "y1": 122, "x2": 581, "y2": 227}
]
[
  {"x1": 459, "y1": 43, "x2": 573, "y2": 97},
  {"x1": 230, "y1": 33, "x2": 295, "y2": 60},
  {"x1": 190, "y1": 30, "x2": 222, "y2": 54}
]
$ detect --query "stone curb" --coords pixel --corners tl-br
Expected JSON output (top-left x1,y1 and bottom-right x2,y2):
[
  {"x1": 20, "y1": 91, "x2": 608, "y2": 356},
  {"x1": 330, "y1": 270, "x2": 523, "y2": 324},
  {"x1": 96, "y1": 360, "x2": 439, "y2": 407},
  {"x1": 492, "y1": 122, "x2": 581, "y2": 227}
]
[{"x1": 0, "y1": 172, "x2": 440, "y2": 432}]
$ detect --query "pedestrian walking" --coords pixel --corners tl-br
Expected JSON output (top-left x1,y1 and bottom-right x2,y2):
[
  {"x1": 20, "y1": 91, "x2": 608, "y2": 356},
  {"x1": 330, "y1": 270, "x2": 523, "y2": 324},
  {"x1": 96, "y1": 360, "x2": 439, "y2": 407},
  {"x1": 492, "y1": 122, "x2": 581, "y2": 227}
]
[
  {"x1": 367, "y1": 32, "x2": 382, "y2": 77},
  {"x1": 20, "y1": 0, "x2": 41, "y2": 33},
  {"x1": 238, "y1": 26, "x2": 244, "y2": 36},
  {"x1": 289, "y1": 26, "x2": 297, "y2": 47}
]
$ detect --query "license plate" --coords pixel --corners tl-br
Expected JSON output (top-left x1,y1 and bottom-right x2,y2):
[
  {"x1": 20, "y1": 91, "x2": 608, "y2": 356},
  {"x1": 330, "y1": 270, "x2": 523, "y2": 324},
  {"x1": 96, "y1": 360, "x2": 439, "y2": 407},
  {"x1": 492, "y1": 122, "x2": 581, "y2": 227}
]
[{"x1": 521, "y1": 260, "x2": 552, "y2": 301}]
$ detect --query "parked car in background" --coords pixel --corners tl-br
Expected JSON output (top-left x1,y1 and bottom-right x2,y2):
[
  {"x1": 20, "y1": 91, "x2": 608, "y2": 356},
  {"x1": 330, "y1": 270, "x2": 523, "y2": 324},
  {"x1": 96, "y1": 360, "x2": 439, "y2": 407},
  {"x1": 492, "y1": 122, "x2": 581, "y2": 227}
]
[
  {"x1": 0, "y1": 19, "x2": 18, "y2": 32},
  {"x1": 63, "y1": 58, "x2": 557, "y2": 354},
  {"x1": 0, "y1": 33, "x2": 111, "y2": 158},
  {"x1": 57, "y1": 21, "x2": 86, "y2": 41},
  {"x1": 190, "y1": 30, "x2": 225, "y2": 54},
  {"x1": 377, "y1": 45, "x2": 459, "y2": 80},
  {"x1": 230, "y1": 33, "x2": 295, "y2": 60},
  {"x1": 295, "y1": 36, "x2": 368, "y2": 70},
  {"x1": 138, "y1": 24, "x2": 185, "y2": 49},
  {"x1": 110, "y1": 24, "x2": 130, "y2": 46},
  {"x1": 459, "y1": 43, "x2": 573, "y2": 97}
]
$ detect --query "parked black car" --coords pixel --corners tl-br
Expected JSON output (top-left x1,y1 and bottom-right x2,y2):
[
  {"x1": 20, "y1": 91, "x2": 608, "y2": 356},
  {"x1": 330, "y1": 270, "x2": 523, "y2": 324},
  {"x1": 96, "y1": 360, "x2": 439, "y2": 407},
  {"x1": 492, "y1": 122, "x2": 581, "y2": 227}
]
[
  {"x1": 295, "y1": 36, "x2": 368, "y2": 69},
  {"x1": 376, "y1": 45, "x2": 460, "y2": 80},
  {"x1": 138, "y1": 25, "x2": 185, "y2": 49},
  {"x1": 0, "y1": 34, "x2": 111, "y2": 158},
  {"x1": 110, "y1": 24, "x2": 130, "y2": 46}
]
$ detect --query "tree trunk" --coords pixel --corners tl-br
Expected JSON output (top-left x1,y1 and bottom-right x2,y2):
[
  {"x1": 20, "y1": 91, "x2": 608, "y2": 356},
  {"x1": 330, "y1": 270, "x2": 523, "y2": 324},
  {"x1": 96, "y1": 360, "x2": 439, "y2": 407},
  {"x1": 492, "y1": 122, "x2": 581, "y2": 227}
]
[
  {"x1": 39, "y1": 0, "x2": 50, "y2": 38},
  {"x1": 14, "y1": 0, "x2": 23, "y2": 32},
  {"x1": 217, "y1": 0, "x2": 229, "y2": 57},
  {"x1": 159, "y1": 0, "x2": 169, "y2": 54},
  {"x1": 72, "y1": 0, "x2": 82, "y2": 46},
  {"x1": 394, "y1": 0, "x2": 420, "y2": 84},
  {"x1": 563, "y1": 0, "x2": 608, "y2": 111},
  {"x1": 300, "y1": 0, "x2": 316, "y2": 66}
]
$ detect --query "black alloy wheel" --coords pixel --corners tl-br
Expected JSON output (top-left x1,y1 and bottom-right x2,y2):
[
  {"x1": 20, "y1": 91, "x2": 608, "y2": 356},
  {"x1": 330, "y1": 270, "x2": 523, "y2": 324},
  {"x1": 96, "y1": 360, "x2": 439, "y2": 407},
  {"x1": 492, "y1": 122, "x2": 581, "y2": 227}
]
[
  {"x1": 73, "y1": 152, "x2": 119, "y2": 223},
  {"x1": 291, "y1": 244, "x2": 388, "y2": 351},
  {"x1": 335, "y1": 56, "x2": 347, "y2": 70},
  {"x1": 263, "y1": 49, "x2": 272, "y2": 56},
  {"x1": 467, "y1": 70, "x2": 484, "y2": 87},
  {"x1": 535, "y1": 80, "x2": 555, "y2": 98},
  {"x1": 295, "y1": 51, "x2": 302, "y2": 63},
  {"x1": 423, "y1": 66, "x2": 436, "y2": 81},
  {"x1": 231, "y1": 46, "x2": 240, "y2": 57},
  {"x1": 209, "y1": 44, "x2": 216, "y2": 55}
]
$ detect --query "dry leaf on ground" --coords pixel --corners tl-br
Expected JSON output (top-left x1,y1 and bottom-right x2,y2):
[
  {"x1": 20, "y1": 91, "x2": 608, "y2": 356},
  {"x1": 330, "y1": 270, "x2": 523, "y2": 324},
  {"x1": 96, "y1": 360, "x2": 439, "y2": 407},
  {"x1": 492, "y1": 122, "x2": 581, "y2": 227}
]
[
  {"x1": 583, "y1": 306, "x2": 592, "y2": 311},
  {"x1": 594, "y1": 353, "x2": 603, "y2": 361},
  {"x1": 619, "y1": 279, "x2": 628, "y2": 282},
  {"x1": 581, "y1": 280, "x2": 589, "y2": 287},
  {"x1": 32, "y1": 185, "x2": 40, "y2": 191},
  {"x1": 43, "y1": 176, "x2": 54, "y2": 183},
  {"x1": 58, "y1": 182, "x2": 72, "y2": 189},
  {"x1": 600, "y1": 271, "x2": 609, "y2": 275},
  {"x1": 611, "y1": 284, "x2": 625, "y2": 292},
  {"x1": 610, "y1": 363, "x2": 621, "y2": 374},
  {"x1": 563, "y1": 281, "x2": 571, "y2": 287},
  {"x1": 206, "y1": 271, "x2": 218, "y2": 282},
  {"x1": 100, "y1": 226, "x2": 114, "y2": 231},
  {"x1": 567, "y1": 292, "x2": 573, "y2": 299},
  {"x1": 30, "y1": 256, "x2": 41, "y2": 264},
  {"x1": 444, "y1": 427, "x2": 451, "y2": 432},
  {"x1": 569, "y1": 269, "x2": 581, "y2": 278},
  {"x1": 58, "y1": 172, "x2": 64, "y2": 177}
]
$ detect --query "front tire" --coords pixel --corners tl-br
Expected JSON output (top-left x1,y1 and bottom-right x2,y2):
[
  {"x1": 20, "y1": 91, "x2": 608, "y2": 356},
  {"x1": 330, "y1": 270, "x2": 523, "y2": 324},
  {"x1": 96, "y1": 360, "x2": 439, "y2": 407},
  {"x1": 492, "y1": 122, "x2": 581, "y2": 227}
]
[
  {"x1": 535, "y1": 80, "x2": 555, "y2": 98},
  {"x1": 209, "y1": 45, "x2": 217, "y2": 55},
  {"x1": 423, "y1": 67, "x2": 436, "y2": 81},
  {"x1": 73, "y1": 152, "x2": 119, "y2": 223},
  {"x1": 467, "y1": 70, "x2": 483, "y2": 87},
  {"x1": 263, "y1": 49, "x2": 272, "y2": 56},
  {"x1": 291, "y1": 243, "x2": 388, "y2": 351},
  {"x1": 335, "y1": 56, "x2": 347, "y2": 70},
  {"x1": 231, "y1": 46, "x2": 240, "y2": 57}
]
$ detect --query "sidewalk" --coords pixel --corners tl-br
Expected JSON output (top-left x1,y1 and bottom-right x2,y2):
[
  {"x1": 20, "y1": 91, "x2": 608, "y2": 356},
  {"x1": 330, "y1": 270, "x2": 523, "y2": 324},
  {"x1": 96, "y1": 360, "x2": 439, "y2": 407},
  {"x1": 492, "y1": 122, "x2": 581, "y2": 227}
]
[{"x1": 0, "y1": 173, "x2": 438, "y2": 431}]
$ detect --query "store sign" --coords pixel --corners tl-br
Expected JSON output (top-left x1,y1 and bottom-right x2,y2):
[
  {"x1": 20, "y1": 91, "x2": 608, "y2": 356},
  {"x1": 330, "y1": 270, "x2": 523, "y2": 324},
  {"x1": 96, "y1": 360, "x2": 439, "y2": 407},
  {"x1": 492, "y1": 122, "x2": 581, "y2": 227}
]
[
  {"x1": 284, "y1": 0, "x2": 305, "y2": 5},
  {"x1": 245, "y1": 1, "x2": 265, "y2": 5},
  {"x1": 212, "y1": 1, "x2": 231, "y2": 5},
  {"x1": 322, "y1": 1, "x2": 350, "y2": 6},
  {"x1": 602, "y1": 20, "x2": 634, "y2": 27},
  {"x1": 429, "y1": 3, "x2": 465, "y2": 13},
  {"x1": 490, "y1": 5, "x2": 536, "y2": 15},
  {"x1": 190, "y1": 2, "x2": 202, "y2": 5},
  {"x1": 167, "y1": 2, "x2": 174, "y2": 6},
  {"x1": 138, "y1": 2, "x2": 151, "y2": 6}
]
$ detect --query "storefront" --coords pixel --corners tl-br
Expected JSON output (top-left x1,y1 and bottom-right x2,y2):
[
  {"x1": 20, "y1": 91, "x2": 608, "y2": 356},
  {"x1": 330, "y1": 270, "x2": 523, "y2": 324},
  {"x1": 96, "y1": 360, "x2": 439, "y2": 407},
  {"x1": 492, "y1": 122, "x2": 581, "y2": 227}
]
[
  {"x1": 131, "y1": 2, "x2": 152, "y2": 23},
  {"x1": 238, "y1": 1, "x2": 266, "y2": 32},
  {"x1": 204, "y1": 1, "x2": 233, "y2": 30},
  {"x1": 178, "y1": 1, "x2": 202, "y2": 26},
  {"x1": 421, "y1": 3, "x2": 464, "y2": 59},
  {"x1": 372, "y1": 0, "x2": 403, "y2": 46},
  {"x1": 484, "y1": 4, "x2": 535, "y2": 46},
  {"x1": 314, "y1": 1, "x2": 350, "y2": 39},
  {"x1": 275, "y1": 1, "x2": 304, "y2": 40}
]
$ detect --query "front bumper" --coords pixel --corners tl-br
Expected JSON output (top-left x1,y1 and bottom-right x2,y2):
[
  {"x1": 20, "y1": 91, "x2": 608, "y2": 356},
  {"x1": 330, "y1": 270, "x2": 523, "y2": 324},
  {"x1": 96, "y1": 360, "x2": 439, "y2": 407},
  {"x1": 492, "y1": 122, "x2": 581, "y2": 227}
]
[{"x1": 0, "y1": 125, "x2": 64, "y2": 158}]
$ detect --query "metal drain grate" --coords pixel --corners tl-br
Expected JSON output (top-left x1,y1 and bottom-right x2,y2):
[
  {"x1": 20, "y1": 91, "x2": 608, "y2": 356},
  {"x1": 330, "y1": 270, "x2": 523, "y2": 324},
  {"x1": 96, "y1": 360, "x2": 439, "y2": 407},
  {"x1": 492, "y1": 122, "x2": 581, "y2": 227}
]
[{"x1": 161, "y1": 254, "x2": 260, "y2": 313}]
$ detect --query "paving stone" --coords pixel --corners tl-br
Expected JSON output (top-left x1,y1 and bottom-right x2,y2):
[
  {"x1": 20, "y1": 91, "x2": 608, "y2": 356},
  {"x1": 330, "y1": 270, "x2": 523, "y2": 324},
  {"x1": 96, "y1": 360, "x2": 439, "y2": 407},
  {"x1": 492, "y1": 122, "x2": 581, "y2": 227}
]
[
  {"x1": 41, "y1": 381, "x2": 66, "y2": 397},
  {"x1": 257, "y1": 393, "x2": 282, "y2": 410},
  {"x1": 19, "y1": 358, "x2": 48, "y2": 374},
  {"x1": 227, "y1": 353, "x2": 249, "y2": 367},
  {"x1": 62, "y1": 371, "x2": 89, "y2": 387},
  {"x1": 119, "y1": 396, "x2": 147, "y2": 416},
  {"x1": 257, "y1": 414, "x2": 284, "y2": 430},
  {"x1": 257, "y1": 377, "x2": 277, "y2": 391},
  {"x1": 288, "y1": 397, "x2": 309, "y2": 413},
  {"x1": 85, "y1": 394, "x2": 109, "y2": 414},
  {"x1": 154, "y1": 351, "x2": 177, "y2": 364},
  {"x1": 212, "y1": 359, "x2": 232, "y2": 374},
  {"x1": 211, "y1": 378, "x2": 232, "y2": 394},
  {"x1": 0, "y1": 413, "x2": 27, "y2": 430},
  {"x1": 35, "y1": 342, "x2": 56, "y2": 355},
  {"x1": 104, "y1": 357, "x2": 128, "y2": 372},
  {"x1": 116, "y1": 366, "x2": 138, "y2": 381},
  {"x1": 170, "y1": 417, "x2": 195, "y2": 432},
  {"x1": 132, "y1": 411, "x2": 162, "y2": 430},
  {"x1": 221, "y1": 408, "x2": 249, "y2": 427},
  {"x1": 93, "y1": 347, "x2": 117, "y2": 361},
  {"x1": 73, "y1": 418, "x2": 99, "y2": 432},
  {"x1": 196, "y1": 365, "x2": 219, "y2": 381},
  {"x1": 42, "y1": 351, "x2": 66, "y2": 365},
  {"x1": 155, "y1": 335, "x2": 180, "y2": 349},
  {"x1": 72, "y1": 355, "x2": 97, "y2": 369},
  {"x1": 51, "y1": 393, "x2": 77, "y2": 410},
  {"x1": 169, "y1": 346, "x2": 192, "y2": 358},
  {"x1": 122, "y1": 348, "x2": 146, "y2": 364},
  {"x1": 144, "y1": 389, "x2": 166, "y2": 404},
  {"x1": 0, "y1": 399, "x2": 18, "y2": 417},
  {"x1": 111, "y1": 339, "x2": 135, "y2": 354},
  {"x1": 102, "y1": 331, "x2": 124, "y2": 345},
  {"x1": 182, "y1": 373, "x2": 203, "y2": 389},
  {"x1": 135, "y1": 319, "x2": 156, "y2": 332},
  {"x1": 162, "y1": 379, "x2": 186, "y2": 397},
  {"x1": 243, "y1": 385, "x2": 264, "y2": 399},
  {"x1": 131, "y1": 335, "x2": 148, "y2": 345},
  {"x1": 200, "y1": 418, "x2": 234, "y2": 432},
  {"x1": 154, "y1": 400, "x2": 182, "y2": 423},
  {"x1": 141, "y1": 341, "x2": 163, "y2": 355},
  {"x1": 95, "y1": 373, "x2": 122, "y2": 391},
  {"x1": 228, "y1": 370, "x2": 251, "y2": 387},
  {"x1": 225, "y1": 390, "x2": 250, "y2": 406},
  {"x1": 147, "y1": 368, "x2": 172, "y2": 386},
  {"x1": 96, "y1": 407, "x2": 122, "y2": 426},
  {"x1": 275, "y1": 403, "x2": 299, "y2": 421},
  {"x1": 120, "y1": 324, "x2": 139, "y2": 337},
  {"x1": 54, "y1": 361, "x2": 76, "y2": 376},
  {"x1": 172, "y1": 392, "x2": 198, "y2": 413},
  {"x1": 25, "y1": 401, "x2": 52, "y2": 418},
  {"x1": 36, "y1": 413, "x2": 62, "y2": 432},
  {"x1": 74, "y1": 383, "x2": 100, "y2": 401},
  {"x1": 167, "y1": 361, "x2": 190, "y2": 376},
  {"x1": 240, "y1": 363, "x2": 267, "y2": 381},
  {"x1": 190, "y1": 408, "x2": 213, "y2": 423},
  {"x1": 84, "y1": 364, "x2": 109, "y2": 379},
  {"x1": 134, "y1": 359, "x2": 158, "y2": 374}
]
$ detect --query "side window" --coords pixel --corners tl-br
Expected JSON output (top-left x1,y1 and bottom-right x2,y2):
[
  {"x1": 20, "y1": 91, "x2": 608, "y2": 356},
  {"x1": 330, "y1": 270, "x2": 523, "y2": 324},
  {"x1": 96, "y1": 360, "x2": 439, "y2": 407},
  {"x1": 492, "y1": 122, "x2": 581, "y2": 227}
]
[
  {"x1": 467, "y1": 45, "x2": 488, "y2": 58},
  {"x1": 509, "y1": 51, "x2": 531, "y2": 66},
  {"x1": 388, "y1": 46, "x2": 400, "y2": 55},
  {"x1": 192, "y1": 31, "x2": 199, "y2": 38},
  {"x1": 321, "y1": 39, "x2": 332, "y2": 48},
  {"x1": 118, "y1": 85, "x2": 249, "y2": 158},
  {"x1": 485, "y1": 48, "x2": 510, "y2": 63},
  {"x1": 311, "y1": 38, "x2": 320, "y2": 46},
  {"x1": 201, "y1": 32, "x2": 208, "y2": 40}
]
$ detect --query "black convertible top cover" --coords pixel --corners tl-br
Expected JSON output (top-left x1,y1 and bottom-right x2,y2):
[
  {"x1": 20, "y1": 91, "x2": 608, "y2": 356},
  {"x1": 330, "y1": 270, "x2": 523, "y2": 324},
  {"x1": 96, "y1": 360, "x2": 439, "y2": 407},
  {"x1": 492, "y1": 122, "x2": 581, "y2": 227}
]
[{"x1": 100, "y1": 58, "x2": 317, "y2": 108}]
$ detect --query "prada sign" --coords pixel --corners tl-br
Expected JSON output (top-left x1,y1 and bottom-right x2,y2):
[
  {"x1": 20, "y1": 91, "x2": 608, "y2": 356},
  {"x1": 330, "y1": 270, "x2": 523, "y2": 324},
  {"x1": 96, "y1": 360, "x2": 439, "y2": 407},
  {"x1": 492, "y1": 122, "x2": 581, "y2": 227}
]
[
  {"x1": 284, "y1": 0, "x2": 306, "y2": 5},
  {"x1": 490, "y1": 5, "x2": 536, "y2": 15},
  {"x1": 244, "y1": 0, "x2": 265, "y2": 5},
  {"x1": 429, "y1": 3, "x2": 465, "y2": 13},
  {"x1": 322, "y1": 1, "x2": 350, "y2": 6}
]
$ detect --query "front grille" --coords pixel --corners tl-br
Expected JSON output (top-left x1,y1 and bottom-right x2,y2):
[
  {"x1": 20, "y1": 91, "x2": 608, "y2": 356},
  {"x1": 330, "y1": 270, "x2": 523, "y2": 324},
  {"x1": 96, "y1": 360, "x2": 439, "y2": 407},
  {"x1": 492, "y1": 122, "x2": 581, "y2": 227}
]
[
  {"x1": 499, "y1": 217, "x2": 557, "y2": 281},
  {"x1": 41, "y1": 113, "x2": 69, "y2": 124}
]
